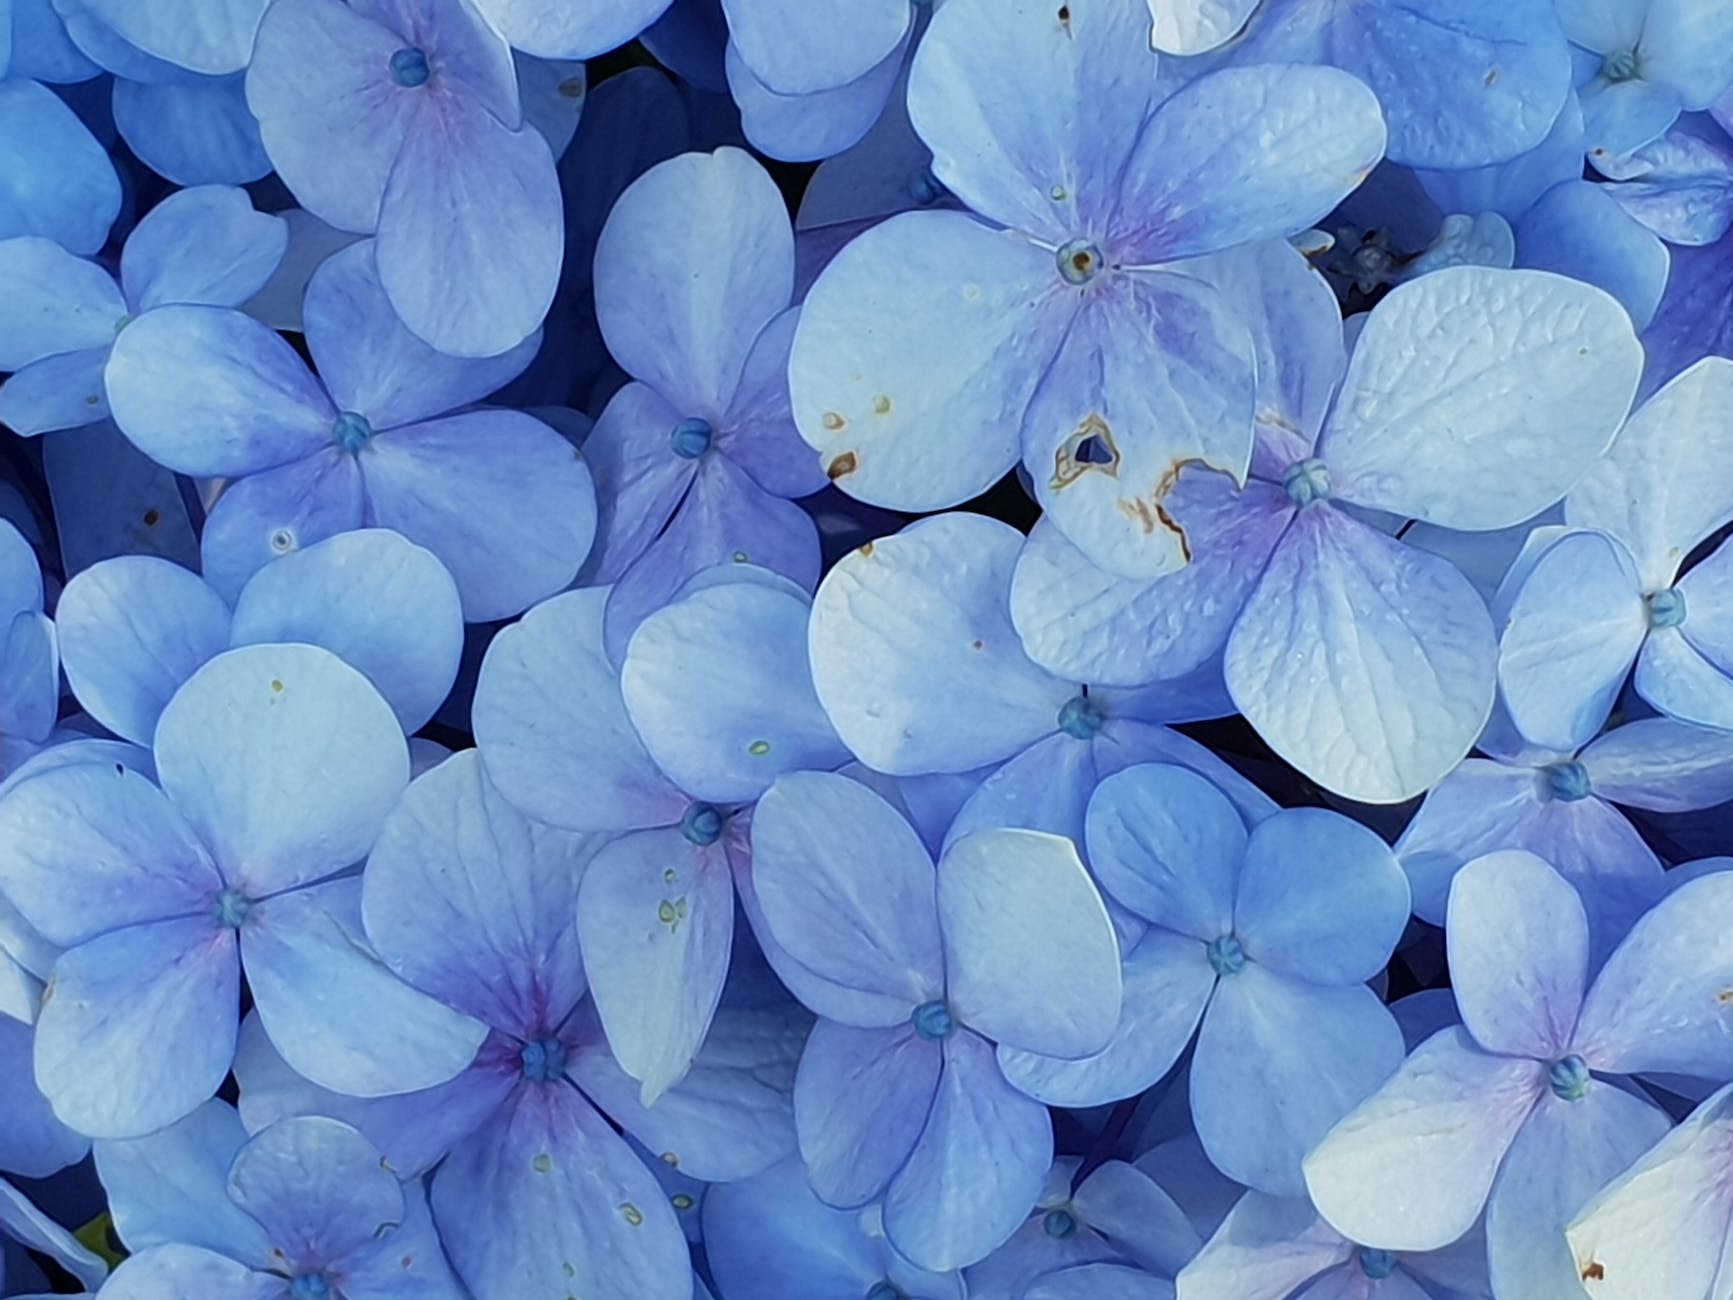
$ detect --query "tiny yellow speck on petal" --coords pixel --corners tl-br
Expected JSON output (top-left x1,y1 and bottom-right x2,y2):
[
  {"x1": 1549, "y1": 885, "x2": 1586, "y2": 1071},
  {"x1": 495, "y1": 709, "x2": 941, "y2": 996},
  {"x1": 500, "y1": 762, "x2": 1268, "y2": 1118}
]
[
  {"x1": 661, "y1": 1151, "x2": 679, "y2": 1166},
  {"x1": 533, "y1": 1153, "x2": 553, "y2": 1173},
  {"x1": 621, "y1": 1203, "x2": 644, "y2": 1226},
  {"x1": 270, "y1": 680, "x2": 284, "y2": 693},
  {"x1": 749, "y1": 740, "x2": 771, "y2": 757},
  {"x1": 672, "y1": 1194, "x2": 694, "y2": 1211}
]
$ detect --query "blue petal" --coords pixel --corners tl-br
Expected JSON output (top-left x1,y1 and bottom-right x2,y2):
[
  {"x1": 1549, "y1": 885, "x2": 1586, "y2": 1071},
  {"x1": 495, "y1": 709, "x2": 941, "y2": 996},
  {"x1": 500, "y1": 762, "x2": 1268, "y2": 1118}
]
[
  {"x1": 722, "y1": 0, "x2": 907, "y2": 96},
  {"x1": 56, "y1": 556, "x2": 231, "y2": 746},
  {"x1": 1225, "y1": 507, "x2": 1497, "y2": 803},
  {"x1": 751, "y1": 770, "x2": 945, "y2": 1015},
  {"x1": 1517, "y1": 179, "x2": 1670, "y2": 329},
  {"x1": 93, "y1": 1100, "x2": 271, "y2": 1264},
  {"x1": 241, "y1": 879, "x2": 486, "y2": 1099},
  {"x1": 0, "y1": 346, "x2": 112, "y2": 436},
  {"x1": 793, "y1": 1019, "x2": 941, "y2": 1206},
  {"x1": 0, "y1": 761, "x2": 221, "y2": 947},
  {"x1": 35, "y1": 916, "x2": 239, "y2": 1139},
  {"x1": 882, "y1": 1029, "x2": 1052, "y2": 1271},
  {"x1": 809, "y1": 513, "x2": 1073, "y2": 775},
  {"x1": 595, "y1": 146, "x2": 794, "y2": 418},
  {"x1": 473, "y1": 587, "x2": 688, "y2": 833},
  {"x1": 623, "y1": 574, "x2": 846, "y2": 802},
  {"x1": 576, "y1": 827, "x2": 733, "y2": 1104},
  {"x1": 1111, "y1": 65, "x2": 1387, "y2": 263},
  {"x1": 226, "y1": 1115, "x2": 404, "y2": 1268},
  {"x1": 1192, "y1": 971, "x2": 1404, "y2": 1197},
  {"x1": 0, "y1": 1016, "x2": 86, "y2": 1177},
  {"x1": 431, "y1": 1084, "x2": 691, "y2": 1300},
  {"x1": 230, "y1": 529, "x2": 462, "y2": 733},
  {"x1": 364, "y1": 410, "x2": 596, "y2": 621},
  {"x1": 1445, "y1": 850, "x2": 1589, "y2": 1060},
  {"x1": 375, "y1": 100, "x2": 562, "y2": 358},
  {"x1": 154, "y1": 644, "x2": 409, "y2": 896},
  {"x1": 79, "y1": 0, "x2": 265, "y2": 75},
  {"x1": 789, "y1": 211, "x2": 1064, "y2": 511},
  {"x1": 301, "y1": 240, "x2": 537, "y2": 431},
  {"x1": 112, "y1": 74, "x2": 273, "y2": 186},
  {"x1": 0, "y1": 235, "x2": 123, "y2": 370},
  {"x1": 938, "y1": 828, "x2": 1121, "y2": 1058},
  {"x1": 361, "y1": 750, "x2": 591, "y2": 1039},
  {"x1": 475, "y1": 0, "x2": 673, "y2": 59},
  {"x1": 105, "y1": 305, "x2": 334, "y2": 477},
  {"x1": 726, "y1": 35, "x2": 906, "y2": 163},
  {"x1": 199, "y1": 449, "x2": 367, "y2": 602},
  {"x1": 121, "y1": 186, "x2": 285, "y2": 311},
  {"x1": 0, "y1": 79, "x2": 120, "y2": 254},
  {"x1": 96, "y1": 1245, "x2": 278, "y2": 1300}
]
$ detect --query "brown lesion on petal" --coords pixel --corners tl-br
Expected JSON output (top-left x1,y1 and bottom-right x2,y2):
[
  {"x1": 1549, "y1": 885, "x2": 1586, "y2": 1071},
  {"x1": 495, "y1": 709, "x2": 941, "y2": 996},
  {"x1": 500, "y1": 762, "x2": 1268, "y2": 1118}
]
[
  {"x1": 1580, "y1": 1260, "x2": 1605, "y2": 1282},
  {"x1": 1051, "y1": 414, "x2": 1120, "y2": 489},
  {"x1": 827, "y1": 451, "x2": 858, "y2": 480},
  {"x1": 1057, "y1": 4, "x2": 1071, "y2": 31},
  {"x1": 1115, "y1": 456, "x2": 1208, "y2": 562}
]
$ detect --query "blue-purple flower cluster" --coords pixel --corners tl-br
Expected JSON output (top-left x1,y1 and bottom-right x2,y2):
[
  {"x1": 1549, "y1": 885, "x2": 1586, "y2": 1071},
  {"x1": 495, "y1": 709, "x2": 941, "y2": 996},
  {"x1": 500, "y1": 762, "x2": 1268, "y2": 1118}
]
[{"x1": 4, "y1": 0, "x2": 1733, "y2": 1296}]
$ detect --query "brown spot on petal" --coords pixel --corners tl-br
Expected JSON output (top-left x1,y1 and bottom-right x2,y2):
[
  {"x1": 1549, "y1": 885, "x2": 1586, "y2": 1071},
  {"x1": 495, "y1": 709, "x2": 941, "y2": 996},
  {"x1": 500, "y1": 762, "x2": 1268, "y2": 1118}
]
[
  {"x1": 1581, "y1": 1260, "x2": 1605, "y2": 1282},
  {"x1": 1051, "y1": 414, "x2": 1119, "y2": 489},
  {"x1": 828, "y1": 451, "x2": 858, "y2": 480},
  {"x1": 143, "y1": 509, "x2": 160, "y2": 527},
  {"x1": 1718, "y1": 989, "x2": 1733, "y2": 1004}
]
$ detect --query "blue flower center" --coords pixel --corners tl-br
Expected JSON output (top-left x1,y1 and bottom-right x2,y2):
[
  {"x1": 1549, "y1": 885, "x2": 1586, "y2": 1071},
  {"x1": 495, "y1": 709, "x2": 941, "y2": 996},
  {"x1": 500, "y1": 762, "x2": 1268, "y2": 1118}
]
[
  {"x1": 1647, "y1": 587, "x2": 1687, "y2": 629},
  {"x1": 289, "y1": 1275, "x2": 333, "y2": 1300},
  {"x1": 213, "y1": 889, "x2": 253, "y2": 929},
  {"x1": 1283, "y1": 458, "x2": 1330, "y2": 506},
  {"x1": 911, "y1": 1000, "x2": 955, "y2": 1040},
  {"x1": 1549, "y1": 1054, "x2": 1591, "y2": 1101},
  {"x1": 331, "y1": 411, "x2": 375, "y2": 455},
  {"x1": 1056, "y1": 239, "x2": 1105, "y2": 286},
  {"x1": 865, "y1": 1284, "x2": 905, "y2": 1300},
  {"x1": 671, "y1": 418, "x2": 712, "y2": 459},
  {"x1": 390, "y1": 46, "x2": 430, "y2": 87},
  {"x1": 1207, "y1": 934, "x2": 1246, "y2": 977},
  {"x1": 1548, "y1": 761, "x2": 1592, "y2": 802},
  {"x1": 1358, "y1": 1248, "x2": 1399, "y2": 1280},
  {"x1": 1057, "y1": 693, "x2": 1104, "y2": 740},
  {"x1": 520, "y1": 1036, "x2": 568, "y2": 1083},
  {"x1": 908, "y1": 167, "x2": 944, "y2": 206},
  {"x1": 1043, "y1": 1208, "x2": 1078, "y2": 1239},
  {"x1": 680, "y1": 803, "x2": 723, "y2": 846},
  {"x1": 1602, "y1": 48, "x2": 1639, "y2": 83}
]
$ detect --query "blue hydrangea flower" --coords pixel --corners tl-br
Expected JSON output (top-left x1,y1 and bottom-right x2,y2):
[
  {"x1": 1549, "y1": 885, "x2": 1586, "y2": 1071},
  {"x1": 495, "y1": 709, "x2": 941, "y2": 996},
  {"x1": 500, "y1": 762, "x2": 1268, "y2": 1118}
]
[
  {"x1": 0, "y1": 186, "x2": 284, "y2": 437},
  {"x1": 245, "y1": 0, "x2": 564, "y2": 357},
  {"x1": 0, "y1": 643, "x2": 483, "y2": 1137},
  {"x1": 474, "y1": 569, "x2": 843, "y2": 1102},
  {"x1": 358, "y1": 748, "x2": 798, "y2": 1300},
  {"x1": 0, "y1": 1175, "x2": 106, "y2": 1295},
  {"x1": 588, "y1": 146, "x2": 825, "y2": 659},
  {"x1": 103, "y1": 240, "x2": 596, "y2": 618},
  {"x1": 1001, "y1": 763, "x2": 1410, "y2": 1197},
  {"x1": 1396, "y1": 714, "x2": 1733, "y2": 960},
  {"x1": 1496, "y1": 357, "x2": 1733, "y2": 737},
  {"x1": 1306, "y1": 851, "x2": 1733, "y2": 1295},
  {"x1": 790, "y1": 0, "x2": 1387, "y2": 579},
  {"x1": 1567, "y1": 1068, "x2": 1733, "y2": 1300},
  {"x1": 93, "y1": 1105, "x2": 462, "y2": 1299},
  {"x1": 1175, "y1": 1190, "x2": 1490, "y2": 1300},
  {"x1": 1559, "y1": 0, "x2": 1733, "y2": 159},
  {"x1": 750, "y1": 769, "x2": 1124, "y2": 1270},
  {"x1": 808, "y1": 512, "x2": 1276, "y2": 852},
  {"x1": 55, "y1": 528, "x2": 464, "y2": 742},
  {"x1": 967, "y1": 1158, "x2": 1200, "y2": 1298}
]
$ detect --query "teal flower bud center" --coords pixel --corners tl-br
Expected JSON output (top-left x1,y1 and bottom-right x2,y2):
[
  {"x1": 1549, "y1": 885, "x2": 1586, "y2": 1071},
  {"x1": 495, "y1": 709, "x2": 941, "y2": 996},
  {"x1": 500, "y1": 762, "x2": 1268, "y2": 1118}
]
[
  {"x1": 1647, "y1": 587, "x2": 1686, "y2": 629},
  {"x1": 911, "y1": 1000, "x2": 955, "y2": 1040},
  {"x1": 520, "y1": 1036, "x2": 568, "y2": 1083},
  {"x1": 1043, "y1": 1207, "x2": 1079, "y2": 1239},
  {"x1": 1548, "y1": 761, "x2": 1592, "y2": 802},
  {"x1": 1057, "y1": 693, "x2": 1105, "y2": 739},
  {"x1": 213, "y1": 888, "x2": 253, "y2": 930},
  {"x1": 1549, "y1": 1054, "x2": 1591, "y2": 1101},
  {"x1": 680, "y1": 803, "x2": 724, "y2": 846},
  {"x1": 331, "y1": 410, "x2": 376, "y2": 455},
  {"x1": 671, "y1": 418, "x2": 712, "y2": 459},
  {"x1": 1207, "y1": 934, "x2": 1246, "y2": 976},
  {"x1": 390, "y1": 47, "x2": 431, "y2": 87},
  {"x1": 1283, "y1": 458, "x2": 1331, "y2": 506},
  {"x1": 1358, "y1": 1248, "x2": 1399, "y2": 1279}
]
